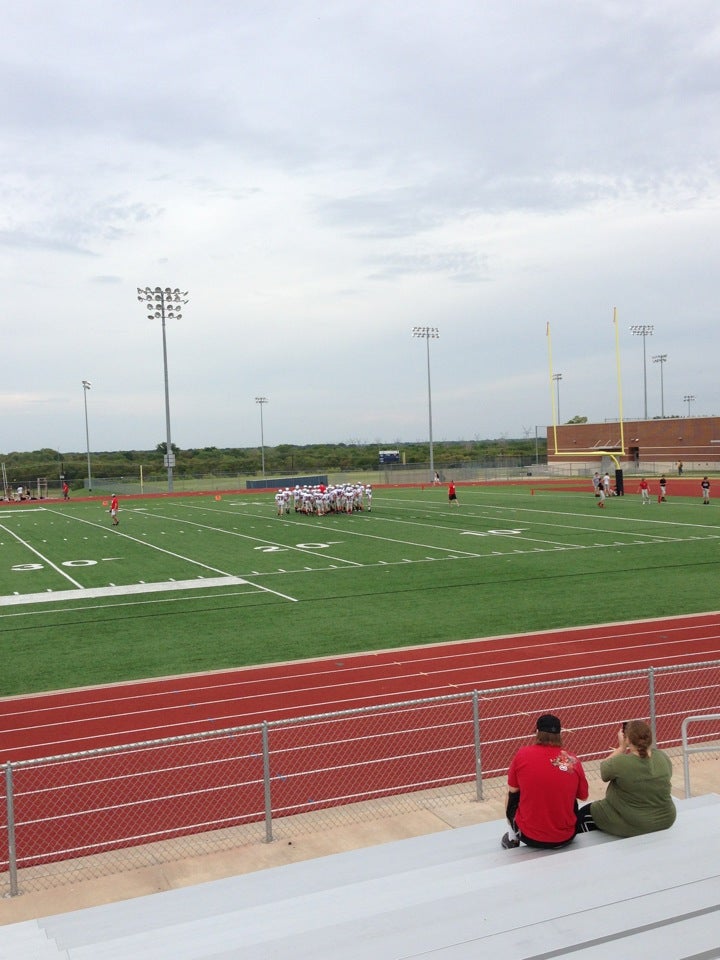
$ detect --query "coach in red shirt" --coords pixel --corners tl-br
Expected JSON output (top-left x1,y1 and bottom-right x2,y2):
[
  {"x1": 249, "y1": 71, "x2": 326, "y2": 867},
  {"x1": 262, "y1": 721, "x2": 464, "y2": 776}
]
[{"x1": 502, "y1": 714, "x2": 589, "y2": 849}]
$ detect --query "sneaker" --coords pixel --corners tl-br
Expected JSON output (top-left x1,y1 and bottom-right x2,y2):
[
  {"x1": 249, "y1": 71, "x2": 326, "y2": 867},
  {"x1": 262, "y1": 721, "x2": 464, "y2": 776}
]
[{"x1": 501, "y1": 832, "x2": 520, "y2": 849}]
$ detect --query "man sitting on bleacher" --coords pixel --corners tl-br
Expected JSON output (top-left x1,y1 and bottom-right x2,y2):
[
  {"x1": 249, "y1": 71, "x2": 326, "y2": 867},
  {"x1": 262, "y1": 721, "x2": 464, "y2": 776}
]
[{"x1": 502, "y1": 714, "x2": 589, "y2": 850}]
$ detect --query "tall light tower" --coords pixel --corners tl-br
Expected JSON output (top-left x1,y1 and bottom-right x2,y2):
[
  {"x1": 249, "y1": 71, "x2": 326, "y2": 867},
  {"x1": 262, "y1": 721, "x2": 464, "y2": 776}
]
[
  {"x1": 684, "y1": 394, "x2": 695, "y2": 417},
  {"x1": 255, "y1": 397, "x2": 269, "y2": 482},
  {"x1": 81, "y1": 380, "x2": 92, "y2": 492},
  {"x1": 652, "y1": 354, "x2": 667, "y2": 418},
  {"x1": 552, "y1": 373, "x2": 563, "y2": 424},
  {"x1": 412, "y1": 326, "x2": 439, "y2": 481},
  {"x1": 630, "y1": 324, "x2": 654, "y2": 419},
  {"x1": 137, "y1": 287, "x2": 189, "y2": 492}
]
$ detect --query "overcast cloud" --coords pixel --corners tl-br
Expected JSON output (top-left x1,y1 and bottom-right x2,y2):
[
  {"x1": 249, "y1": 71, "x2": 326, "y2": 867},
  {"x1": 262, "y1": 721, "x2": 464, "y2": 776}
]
[{"x1": 1, "y1": 0, "x2": 718, "y2": 454}]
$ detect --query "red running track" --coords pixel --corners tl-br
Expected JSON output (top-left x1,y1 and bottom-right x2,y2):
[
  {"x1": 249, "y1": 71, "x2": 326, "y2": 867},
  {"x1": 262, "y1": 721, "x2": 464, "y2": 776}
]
[
  {"x1": 2, "y1": 611, "x2": 720, "y2": 762},
  {"x1": 2, "y1": 611, "x2": 720, "y2": 870}
]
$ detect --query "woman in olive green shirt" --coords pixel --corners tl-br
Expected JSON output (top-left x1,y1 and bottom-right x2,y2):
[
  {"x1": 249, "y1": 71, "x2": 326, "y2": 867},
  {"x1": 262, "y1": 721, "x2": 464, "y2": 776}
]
[{"x1": 577, "y1": 720, "x2": 676, "y2": 837}]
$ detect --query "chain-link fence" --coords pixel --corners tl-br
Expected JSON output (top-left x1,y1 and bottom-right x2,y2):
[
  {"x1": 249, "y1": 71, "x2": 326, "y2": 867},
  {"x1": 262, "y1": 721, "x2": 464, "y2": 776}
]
[{"x1": 2, "y1": 661, "x2": 719, "y2": 897}]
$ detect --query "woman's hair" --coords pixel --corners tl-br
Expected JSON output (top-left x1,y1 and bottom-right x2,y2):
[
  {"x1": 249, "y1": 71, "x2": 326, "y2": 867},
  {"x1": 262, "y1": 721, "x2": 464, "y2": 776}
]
[
  {"x1": 535, "y1": 731, "x2": 562, "y2": 746},
  {"x1": 625, "y1": 720, "x2": 652, "y2": 758}
]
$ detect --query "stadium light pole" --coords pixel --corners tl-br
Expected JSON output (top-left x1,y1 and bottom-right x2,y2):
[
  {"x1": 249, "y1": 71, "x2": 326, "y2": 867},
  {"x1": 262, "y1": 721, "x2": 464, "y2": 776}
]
[
  {"x1": 552, "y1": 373, "x2": 563, "y2": 424},
  {"x1": 137, "y1": 286, "x2": 189, "y2": 493},
  {"x1": 652, "y1": 354, "x2": 667, "y2": 418},
  {"x1": 684, "y1": 394, "x2": 695, "y2": 417},
  {"x1": 412, "y1": 326, "x2": 439, "y2": 482},
  {"x1": 255, "y1": 397, "x2": 268, "y2": 482},
  {"x1": 81, "y1": 380, "x2": 92, "y2": 492},
  {"x1": 630, "y1": 324, "x2": 654, "y2": 419}
]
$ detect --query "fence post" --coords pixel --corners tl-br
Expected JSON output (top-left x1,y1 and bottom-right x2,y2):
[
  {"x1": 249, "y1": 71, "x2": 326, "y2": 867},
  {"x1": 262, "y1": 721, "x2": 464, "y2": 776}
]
[
  {"x1": 262, "y1": 721, "x2": 274, "y2": 843},
  {"x1": 648, "y1": 666, "x2": 657, "y2": 745},
  {"x1": 472, "y1": 690, "x2": 483, "y2": 801},
  {"x1": 681, "y1": 717, "x2": 692, "y2": 799},
  {"x1": 6, "y1": 763, "x2": 18, "y2": 897}
]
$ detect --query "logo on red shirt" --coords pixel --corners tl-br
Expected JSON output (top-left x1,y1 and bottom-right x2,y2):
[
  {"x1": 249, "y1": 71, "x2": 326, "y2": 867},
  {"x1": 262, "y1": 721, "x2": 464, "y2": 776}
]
[{"x1": 550, "y1": 750, "x2": 577, "y2": 772}]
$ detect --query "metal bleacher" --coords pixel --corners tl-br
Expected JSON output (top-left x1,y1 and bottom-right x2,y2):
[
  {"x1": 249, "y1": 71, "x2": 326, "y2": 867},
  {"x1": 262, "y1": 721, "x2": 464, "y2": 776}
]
[{"x1": 2, "y1": 795, "x2": 719, "y2": 960}]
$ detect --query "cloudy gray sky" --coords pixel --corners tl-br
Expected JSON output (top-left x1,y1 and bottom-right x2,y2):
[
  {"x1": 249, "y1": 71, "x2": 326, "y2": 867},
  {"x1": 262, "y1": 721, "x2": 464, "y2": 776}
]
[{"x1": 1, "y1": 0, "x2": 718, "y2": 454}]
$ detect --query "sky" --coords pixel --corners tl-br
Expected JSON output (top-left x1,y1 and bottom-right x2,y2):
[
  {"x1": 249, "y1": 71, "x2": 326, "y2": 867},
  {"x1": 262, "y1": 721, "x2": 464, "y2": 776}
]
[{"x1": 1, "y1": 0, "x2": 718, "y2": 454}]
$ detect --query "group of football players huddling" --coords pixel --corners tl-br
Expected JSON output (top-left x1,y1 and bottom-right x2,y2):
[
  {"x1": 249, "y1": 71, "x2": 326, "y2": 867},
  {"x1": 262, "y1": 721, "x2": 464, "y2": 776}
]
[{"x1": 274, "y1": 483, "x2": 372, "y2": 517}]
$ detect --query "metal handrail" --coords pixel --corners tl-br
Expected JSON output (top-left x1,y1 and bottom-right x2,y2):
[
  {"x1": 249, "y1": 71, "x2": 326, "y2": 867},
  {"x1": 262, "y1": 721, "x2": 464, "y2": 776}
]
[{"x1": 681, "y1": 714, "x2": 720, "y2": 798}]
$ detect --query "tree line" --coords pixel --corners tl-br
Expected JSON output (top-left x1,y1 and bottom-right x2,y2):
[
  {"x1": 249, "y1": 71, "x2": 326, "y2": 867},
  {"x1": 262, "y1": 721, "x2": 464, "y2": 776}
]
[{"x1": 1, "y1": 438, "x2": 546, "y2": 487}]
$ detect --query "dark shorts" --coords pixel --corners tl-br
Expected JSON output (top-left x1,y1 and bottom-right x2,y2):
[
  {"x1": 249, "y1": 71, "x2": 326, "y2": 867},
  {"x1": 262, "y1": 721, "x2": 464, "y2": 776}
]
[{"x1": 512, "y1": 819, "x2": 576, "y2": 848}]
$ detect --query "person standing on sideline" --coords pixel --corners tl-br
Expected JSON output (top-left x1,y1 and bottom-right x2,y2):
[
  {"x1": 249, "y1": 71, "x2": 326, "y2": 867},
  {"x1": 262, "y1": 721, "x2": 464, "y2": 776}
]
[
  {"x1": 638, "y1": 478, "x2": 651, "y2": 505},
  {"x1": 658, "y1": 475, "x2": 667, "y2": 502},
  {"x1": 603, "y1": 472, "x2": 611, "y2": 497},
  {"x1": 591, "y1": 472, "x2": 601, "y2": 497},
  {"x1": 448, "y1": 480, "x2": 459, "y2": 506},
  {"x1": 701, "y1": 477, "x2": 711, "y2": 504},
  {"x1": 62, "y1": 481, "x2": 70, "y2": 501},
  {"x1": 678, "y1": 460, "x2": 684, "y2": 475},
  {"x1": 501, "y1": 714, "x2": 589, "y2": 850},
  {"x1": 110, "y1": 493, "x2": 120, "y2": 526},
  {"x1": 576, "y1": 721, "x2": 676, "y2": 838}
]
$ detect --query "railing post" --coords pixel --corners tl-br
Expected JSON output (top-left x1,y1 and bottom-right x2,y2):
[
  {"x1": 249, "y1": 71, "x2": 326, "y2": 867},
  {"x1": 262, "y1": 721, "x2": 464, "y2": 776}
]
[
  {"x1": 648, "y1": 666, "x2": 657, "y2": 745},
  {"x1": 472, "y1": 690, "x2": 483, "y2": 801},
  {"x1": 680, "y1": 713, "x2": 720, "y2": 799},
  {"x1": 262, "y1": 721, "x2": 274, "y2": 843},
  {"x1": 6, "y1": 763, "x2": 18, "y2": 897},
  {"x1": 681, "y1": 717, "x2": 691, "y2": 799}
]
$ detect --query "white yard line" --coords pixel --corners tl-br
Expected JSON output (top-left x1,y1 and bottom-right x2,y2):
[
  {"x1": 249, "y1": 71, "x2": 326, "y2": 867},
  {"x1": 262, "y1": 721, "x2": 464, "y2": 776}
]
[
  {"x1": 382, "y1": 496, "x2": 720, "y2": 533},
  {"x1": 177, "y1": 502, "x2": 491, "y2": 558},
  {"x1": 139, "y1": 506, "x2": 364, "y2": 566},
  {"x1": 38, "y1": 509, "x2": 299, "y2": 604},
  {"x1": 0, "y1": 522, "x2": 85, "y2": 588}
]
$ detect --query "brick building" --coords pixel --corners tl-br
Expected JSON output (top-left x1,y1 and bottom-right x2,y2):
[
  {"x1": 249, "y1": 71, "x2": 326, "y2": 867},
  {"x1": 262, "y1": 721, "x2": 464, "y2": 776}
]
[{"x1": 547, "y1": 416, "x2": 720, "y2": 467}]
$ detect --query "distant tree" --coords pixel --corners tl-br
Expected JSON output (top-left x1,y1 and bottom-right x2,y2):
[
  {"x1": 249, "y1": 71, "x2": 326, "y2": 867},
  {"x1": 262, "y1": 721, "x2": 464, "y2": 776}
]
[{"x1": 565, "y1": 415, "x2": 588, "y2": 424}]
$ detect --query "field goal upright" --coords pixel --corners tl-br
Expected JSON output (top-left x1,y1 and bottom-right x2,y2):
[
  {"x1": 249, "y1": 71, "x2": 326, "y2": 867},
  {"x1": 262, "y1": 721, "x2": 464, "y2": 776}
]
[{"x1": 546, "y1": 309, "x2": 627, "y2": 494}]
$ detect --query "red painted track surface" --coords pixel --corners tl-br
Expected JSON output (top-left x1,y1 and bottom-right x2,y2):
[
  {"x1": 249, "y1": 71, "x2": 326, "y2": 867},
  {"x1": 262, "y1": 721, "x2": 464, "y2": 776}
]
[
  {"x1": 2, "y1": 612, "x2": 720, "y2": 763},
  {"x1": 2, "y1": 611, "x2": 720, "y2": 869}
]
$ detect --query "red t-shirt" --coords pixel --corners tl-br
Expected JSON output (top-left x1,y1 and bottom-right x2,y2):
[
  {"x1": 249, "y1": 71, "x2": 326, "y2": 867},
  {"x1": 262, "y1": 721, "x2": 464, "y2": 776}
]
[{"x1": 508, "y1": 743, "x2": 588, "y2": 844}]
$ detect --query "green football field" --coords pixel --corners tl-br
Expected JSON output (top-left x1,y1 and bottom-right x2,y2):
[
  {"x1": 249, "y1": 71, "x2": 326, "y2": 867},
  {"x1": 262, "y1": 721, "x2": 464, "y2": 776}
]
[{"x1": 0, "y1": 484, "x2": 718, "y2": 696}]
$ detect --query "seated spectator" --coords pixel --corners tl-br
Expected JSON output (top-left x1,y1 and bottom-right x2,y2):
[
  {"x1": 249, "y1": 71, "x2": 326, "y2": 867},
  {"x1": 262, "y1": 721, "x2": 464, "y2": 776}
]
[
  {"x1": 502, "y1": 713, "x2": 589, "y2": 850},
  {"x1": 576, "y1": 720, "x2": 676, "y2": 837}
]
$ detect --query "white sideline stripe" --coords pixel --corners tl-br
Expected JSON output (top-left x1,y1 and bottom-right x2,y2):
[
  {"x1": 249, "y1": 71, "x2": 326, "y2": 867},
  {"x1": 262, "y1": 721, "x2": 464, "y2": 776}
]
[
  {"x1": 0, "y1": 521, "x2": 85, "y2": 589},
  {"x1": 0, "y1": 577, "x2": 248, "y2": 607}
]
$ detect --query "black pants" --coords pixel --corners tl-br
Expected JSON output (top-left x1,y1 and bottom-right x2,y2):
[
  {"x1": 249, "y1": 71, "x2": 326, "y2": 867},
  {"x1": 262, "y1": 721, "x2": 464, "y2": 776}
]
[
  {"x1": 506, "y1": 792, "x2": 577, "y2": 849},
  {"x1": 576, "y1": 802, "x2": 598, "y2": 833},
  {"x1": 509, "y1": 817, "x2": 576, "y2": 849}
]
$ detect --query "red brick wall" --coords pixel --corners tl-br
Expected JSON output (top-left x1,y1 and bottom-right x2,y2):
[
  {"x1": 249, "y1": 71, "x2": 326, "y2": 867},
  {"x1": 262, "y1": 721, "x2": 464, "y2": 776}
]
[{"x1": 548, "y1": 417, "x2": 720, "y2": 464}]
